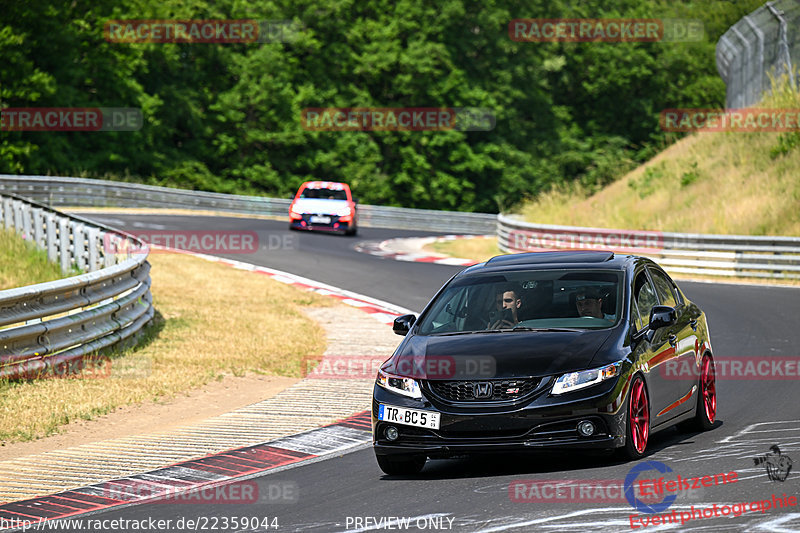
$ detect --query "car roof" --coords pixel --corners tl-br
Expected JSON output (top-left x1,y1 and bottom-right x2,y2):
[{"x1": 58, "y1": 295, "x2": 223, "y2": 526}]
[
  {"x1": 460, "y1": 251, "x2": 638, "y2": 275},
  {"x1": 300, "y1": 181, "x2": 350, "y2": 190}
]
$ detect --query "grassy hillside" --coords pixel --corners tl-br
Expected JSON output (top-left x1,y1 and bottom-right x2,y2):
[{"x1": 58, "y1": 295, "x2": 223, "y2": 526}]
[
  {"x1": 518, "y1": 80, "x2": 800, "y2": 236},
  {"x1": 0, "y1": 229, "x2": 68, "y2": 290}
]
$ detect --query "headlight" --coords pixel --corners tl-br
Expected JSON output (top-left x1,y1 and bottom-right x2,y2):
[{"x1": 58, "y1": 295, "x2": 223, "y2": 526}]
[
  {"x1": 335, "y1": 206, "x2": 352, "y2": 216},
  {"x1": 551, "y1": 362, "x2": 621, "y2": 395},
  {"x1": 290, "y1": 204, "x2": 304, "y2": 214},
  {"x1": 376, "y1": 369, "x2": 422, "y2": 399}
]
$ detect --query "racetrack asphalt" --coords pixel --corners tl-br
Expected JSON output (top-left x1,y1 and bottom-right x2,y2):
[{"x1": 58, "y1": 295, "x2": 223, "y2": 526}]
[{"x1": 40, "y1": 213, "x2": 800, "y2": 532}]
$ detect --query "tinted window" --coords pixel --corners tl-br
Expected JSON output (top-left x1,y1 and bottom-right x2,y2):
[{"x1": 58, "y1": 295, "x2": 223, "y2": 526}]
[
  {"x1": 633, "y1": 271, "x2": 658, "y2": 330},
  {"x1": 416, "y1": 269, "x2": 623, "y2": 335},
  {"x1": 649, "y1": 268, "x2": 678, "y2": 308},
  {"x1": 300, "y1": 188, "x2": 348, "y2": 200}
]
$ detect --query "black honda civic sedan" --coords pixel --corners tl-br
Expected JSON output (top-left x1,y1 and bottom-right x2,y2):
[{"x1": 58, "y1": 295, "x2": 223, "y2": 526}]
[{"x1": 372, "y1": 251, "x2": 716, "y2": 474}]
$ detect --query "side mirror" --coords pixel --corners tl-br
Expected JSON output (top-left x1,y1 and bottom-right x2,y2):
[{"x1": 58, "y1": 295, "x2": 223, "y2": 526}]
[
  {"x1": 649, "y1": 305, "x2": 677, "y2": 330},
  {"x1": 393, "y1": 314, "x2": 416, "y2": 336}
]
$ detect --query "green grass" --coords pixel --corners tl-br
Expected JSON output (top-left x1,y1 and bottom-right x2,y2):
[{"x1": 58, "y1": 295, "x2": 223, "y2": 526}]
[
  {"x1": 516, "y1": 76, "x2": 800, "y2": 236},
  {"x1": 0, "y1": 229, "x2": 69, "y2": 290}
]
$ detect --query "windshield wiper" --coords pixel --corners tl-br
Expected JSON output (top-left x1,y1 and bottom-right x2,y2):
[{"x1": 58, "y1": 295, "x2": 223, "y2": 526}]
[
  {"x1": 435, "y1": 327, "x2": 582, "y2": 336},
  {"x1": 512, "y1": 327, "x2": 581, "y2": 332}
]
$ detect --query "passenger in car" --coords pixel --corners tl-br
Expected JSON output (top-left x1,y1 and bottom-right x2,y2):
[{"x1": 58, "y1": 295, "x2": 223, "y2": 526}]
[{"x1": 575, "y1": 288, "x2": 614, "y2": 320}]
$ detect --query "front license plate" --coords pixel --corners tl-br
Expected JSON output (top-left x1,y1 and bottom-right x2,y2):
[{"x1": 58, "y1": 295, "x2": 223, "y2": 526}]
[
  {"x1": 378, "y1": 405, "x2": 440, "y2": 429},
  {"x1": 310, "y1": 215, "x2": 331, "y2": 224}
]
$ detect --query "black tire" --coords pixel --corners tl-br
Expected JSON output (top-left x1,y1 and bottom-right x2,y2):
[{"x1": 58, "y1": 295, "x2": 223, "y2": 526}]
[
  {"x1": 375, "y1": 454, "x2": 426, "y2": 475},
  {"x1": 618, "y1": 375, "x2": 650, "y2": 460},
  {"x1": 680, "y1": 354, "x2": 716, "y2": 432}
]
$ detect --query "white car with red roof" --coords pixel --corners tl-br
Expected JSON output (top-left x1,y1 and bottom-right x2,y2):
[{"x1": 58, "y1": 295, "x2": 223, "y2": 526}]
[{"x1": 289, "y1": 181, "x2": 358, "y2": 235}]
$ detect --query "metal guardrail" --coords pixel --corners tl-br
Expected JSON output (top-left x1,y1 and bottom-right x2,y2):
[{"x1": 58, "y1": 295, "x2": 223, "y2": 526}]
[
  {"x1": 0, "y1": 193, "x2": 154, "y2": 380},
  {"x1": 3, "y1": 175, "x2": 799, "y2": 280},
  {"x1": 0, "y1": 175, "x2": 497, "y2": 234},
  {"x1": 497, "y1": 214, "x2": 800, "y2": 280}
]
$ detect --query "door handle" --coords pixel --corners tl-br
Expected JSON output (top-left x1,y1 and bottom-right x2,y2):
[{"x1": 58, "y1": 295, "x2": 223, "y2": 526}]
[{"x1": 668, "y1": 334, "x2": 678, "y2": 346}]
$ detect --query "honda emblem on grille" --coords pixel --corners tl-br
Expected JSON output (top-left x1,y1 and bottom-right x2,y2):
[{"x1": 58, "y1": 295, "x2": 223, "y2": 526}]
[{"x1": 474, "y1": 382, "x2": 493, "y2": 399}]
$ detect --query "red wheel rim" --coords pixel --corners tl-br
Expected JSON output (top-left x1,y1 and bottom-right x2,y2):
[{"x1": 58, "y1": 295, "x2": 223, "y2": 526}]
[
  {"x1": 701, "y1": 356, "x2": 716, "y2": 423},
  {"x1": 629, "y1": 378, "x2": 649, "y2": 454}
]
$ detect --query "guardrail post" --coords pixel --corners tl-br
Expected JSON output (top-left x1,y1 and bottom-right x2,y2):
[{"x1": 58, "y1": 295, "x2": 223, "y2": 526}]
[
  {"x1": 72, "y1": 222, "x2": 87, "y2": 272},
  {"x1": 87, "y1": 227, "x2": 100, "y2": 271},
  {"x1": 22, "y1": 205, "x2": 33, "y2": 240},
  {"x1": 58, "y1": 217, "x2": 70, "y2": 273},
  {"x1": 46, "y1": 213, "x2": 58, "y2": 263},
  {"x1": 2, "y1": 197, "x2": 11, "y2": 229},
  {"x1": 13, "y1": 200, "x2": 23, "y2": 232},
  {"x1": 103, "y1": 233, "x2": 119, "y2": 267},
  {"x1": 32, "y1": 208, "x2": 45, "y2": 247}
]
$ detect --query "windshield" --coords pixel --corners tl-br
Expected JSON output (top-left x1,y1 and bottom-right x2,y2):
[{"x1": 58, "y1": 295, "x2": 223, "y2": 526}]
[
  {"x1": 417, "y1": 269, "x2": 623, "y2": 335},
  {"x1": 299, "y1": 188, "x2": 348, "y2": 200}
]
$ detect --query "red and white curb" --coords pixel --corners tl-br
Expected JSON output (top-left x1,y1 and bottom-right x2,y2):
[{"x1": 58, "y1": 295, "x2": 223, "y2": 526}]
[
  {"x1": 355, "y1": 235, "x2": 492, "y2": 267},
  {"x1": 0, "y1": 249, "x2": 406, "y2": 526},
  {"x1": 0, "y1": 413, "x2": 371, "y2": 528}
]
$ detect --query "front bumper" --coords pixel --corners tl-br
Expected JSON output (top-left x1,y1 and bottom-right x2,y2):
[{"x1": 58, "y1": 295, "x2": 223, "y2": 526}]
[
  {"x1": 290, "y1": 214, "x2": 354, "y2": 232},
  {"x1": 372, "y1": 380, "x2": 627, "y2": 458}
]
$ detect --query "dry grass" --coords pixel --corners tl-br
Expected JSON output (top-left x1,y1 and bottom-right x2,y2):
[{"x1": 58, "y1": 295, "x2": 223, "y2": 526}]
[
  {"x1": 426, "y1": 237, "x2": 504, "y2": 263},
  {"x1": 0, "y1": 252, "x2": 333, "y2": 442},
  {"x1": 518, "y1": 79, "x2": 800, "y2": 236},
  {"x1": 0, "y1": 229, "x2": 71, "y2": 290}
]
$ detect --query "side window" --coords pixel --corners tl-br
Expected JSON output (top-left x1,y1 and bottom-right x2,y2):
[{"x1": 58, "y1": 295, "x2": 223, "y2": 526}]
[
  {"x1": 649, "y1": 269, "x2": 678, "y2": 308},
  {"x1": 633, "y1": 272, "x2": 658, "y2": 330},
  {"x1": 427, "y1": 287, "x2": 469, "y2": 331}
]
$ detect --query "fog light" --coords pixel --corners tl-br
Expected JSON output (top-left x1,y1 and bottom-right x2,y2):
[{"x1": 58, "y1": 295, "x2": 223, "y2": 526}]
[
  {"x1": 577, "y1": 420, "x2": 595, "y2": 437},
  {"x1": 385, "y1": 426, "x2": 399, "y2": 441}
]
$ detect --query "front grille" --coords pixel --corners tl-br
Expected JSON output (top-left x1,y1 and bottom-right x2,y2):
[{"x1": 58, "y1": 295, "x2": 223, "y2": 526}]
[{"x1": 426, "y1": 379, "x2": 540, "y2": 402}]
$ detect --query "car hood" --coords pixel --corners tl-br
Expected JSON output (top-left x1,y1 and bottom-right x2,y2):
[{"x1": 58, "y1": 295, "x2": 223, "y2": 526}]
[
  {"x1": 387, "y1": 330, "x2": 614, "y2": 380},
  {"x1": 292, "y1": 198, "x2": 348, "y2": 214}
]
